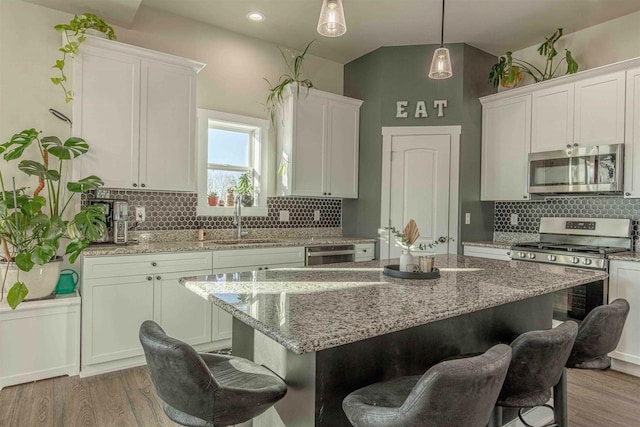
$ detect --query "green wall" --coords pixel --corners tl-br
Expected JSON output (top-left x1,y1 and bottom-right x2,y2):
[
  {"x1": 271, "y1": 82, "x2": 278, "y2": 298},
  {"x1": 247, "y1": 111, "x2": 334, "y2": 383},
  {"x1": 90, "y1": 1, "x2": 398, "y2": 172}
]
[{"x1": 343, "y1": 43, "x2": 496, "y2": 254}]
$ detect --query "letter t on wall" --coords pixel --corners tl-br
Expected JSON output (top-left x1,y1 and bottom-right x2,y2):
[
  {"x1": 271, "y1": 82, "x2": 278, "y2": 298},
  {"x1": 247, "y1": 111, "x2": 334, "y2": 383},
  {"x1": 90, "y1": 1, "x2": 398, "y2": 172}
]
[{"x1": 434, "y1": 100, "x2": 448, "y2": 117}]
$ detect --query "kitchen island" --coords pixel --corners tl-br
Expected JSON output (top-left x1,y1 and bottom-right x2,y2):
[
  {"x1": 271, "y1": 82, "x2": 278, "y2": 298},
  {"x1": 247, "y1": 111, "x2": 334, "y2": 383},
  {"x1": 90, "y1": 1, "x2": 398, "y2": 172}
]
[{"x1": 181, "y1": 255, "x2": 607, "y2": 426}]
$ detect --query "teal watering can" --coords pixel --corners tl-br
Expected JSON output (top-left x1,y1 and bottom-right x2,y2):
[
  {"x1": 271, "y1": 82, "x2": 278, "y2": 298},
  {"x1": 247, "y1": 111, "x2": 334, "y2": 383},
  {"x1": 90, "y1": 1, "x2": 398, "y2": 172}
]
[{"x1": 55, "y1": 269, "x2": 79, "y2": 295}]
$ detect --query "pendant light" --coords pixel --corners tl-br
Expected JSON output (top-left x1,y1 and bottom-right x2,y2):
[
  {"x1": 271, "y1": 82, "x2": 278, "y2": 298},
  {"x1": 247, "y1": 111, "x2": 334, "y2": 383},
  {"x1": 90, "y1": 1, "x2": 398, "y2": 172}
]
[
  {"x1": 429, "y1": 0, "x2": 452, "y2": 79},
  {"x1": 317, "y1": 0, "x2": 347, "y2": 37}
]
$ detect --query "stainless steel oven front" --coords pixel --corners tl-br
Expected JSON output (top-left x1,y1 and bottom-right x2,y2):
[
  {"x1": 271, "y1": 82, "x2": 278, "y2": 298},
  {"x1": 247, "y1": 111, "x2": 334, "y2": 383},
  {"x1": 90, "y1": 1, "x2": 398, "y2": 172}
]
[
  {"x1": 528, "y1": 144, "x2": 623, "y2": 194},
  {"x1": 306, "y1": 245, "x2": 355, "y2": 266},
  {"x1": 553, "y1": 277, "x2": 608, "y2": 322}
]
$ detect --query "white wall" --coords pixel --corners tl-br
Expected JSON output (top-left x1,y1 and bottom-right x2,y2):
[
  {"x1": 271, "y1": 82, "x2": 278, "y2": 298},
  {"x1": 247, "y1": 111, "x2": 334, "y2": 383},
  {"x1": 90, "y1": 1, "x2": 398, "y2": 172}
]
[
  {"x1": 507, "y1": 11, "x2": 640, "y2": 87},
  {"x1": 0, "y1": 0, "x2": 343, "y2": 189}
]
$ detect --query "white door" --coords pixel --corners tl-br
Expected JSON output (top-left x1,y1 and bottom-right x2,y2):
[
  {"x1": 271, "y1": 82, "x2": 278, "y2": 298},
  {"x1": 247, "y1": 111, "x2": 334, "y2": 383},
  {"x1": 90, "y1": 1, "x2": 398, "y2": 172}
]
[{"x1": 380, "y1": 127, "x2": 460, "y2": 260}]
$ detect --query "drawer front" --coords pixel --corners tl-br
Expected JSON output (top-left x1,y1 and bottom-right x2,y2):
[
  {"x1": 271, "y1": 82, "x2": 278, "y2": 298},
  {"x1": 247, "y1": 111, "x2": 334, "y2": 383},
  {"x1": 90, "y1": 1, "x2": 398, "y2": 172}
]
[
  {"x1": 354, "y1": 243, "x2": 375, "y2": 261},
  {"x1": 84, "y1": 251, "x2": 213, "y2": 279},
  {"x1": 212, "y1": 247, "x2": 305, "y2": 270},
  {"x1": 463, "y1": 246, "x2": 512, "y2": 261}
]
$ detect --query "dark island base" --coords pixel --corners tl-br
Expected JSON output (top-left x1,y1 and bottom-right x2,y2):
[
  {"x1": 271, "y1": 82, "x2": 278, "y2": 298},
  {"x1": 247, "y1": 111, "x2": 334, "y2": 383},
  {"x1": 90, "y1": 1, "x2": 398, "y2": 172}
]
[{"x1": 233, "y1": 294, "x2": 553, "y2": 427}]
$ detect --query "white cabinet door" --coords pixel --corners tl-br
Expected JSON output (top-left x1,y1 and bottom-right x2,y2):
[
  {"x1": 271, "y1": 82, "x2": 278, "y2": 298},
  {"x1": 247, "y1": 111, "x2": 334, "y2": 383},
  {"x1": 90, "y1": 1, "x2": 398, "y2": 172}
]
[
  {"x1": 574, "y1": 72, "x2": 626, "y2": 147},
  {"x1": 293, "y1": 94, "x2": 327, "y2": 196},
  {"x1": 625, "y1": 67, "x2": 640, "y2": 198},
  {"x1": 154, "y1": 270, "x2": 212, "y2": 346},
  {"x1": 212, "y1": 305, "x2": 232, "y2": 344},
  {"x1": 82, "y1": 274, "x2": 154, "y2": 366},
  {"x1": 531, "y1": 84, "x2": 574, "y2": 153},
  {"x1": 74, "y1": 48, "x2": 140, "y2": 189},
  {"x1": 354, "y1": 243, "x2": 375, "y2": 262},
  {"x1": 327, "y1": 101, "x2": 359, "y2": 198},
  {"x1": 608, "y1": 261, "x2": 640, "y2": 367},
  {"x1": 140, "y1": 61, "x2": 197, "y2": 191},
  {"x1": 481, "y1": 95, "x2": 532, "y2": 201}
]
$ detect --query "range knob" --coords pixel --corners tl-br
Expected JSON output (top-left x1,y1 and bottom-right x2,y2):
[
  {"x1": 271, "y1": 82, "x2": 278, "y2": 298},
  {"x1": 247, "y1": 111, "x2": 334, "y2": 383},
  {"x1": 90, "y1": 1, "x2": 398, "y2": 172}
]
[
  {"x1": 583, "y1": 258, "x2": 592, "y2": 266},
  {"x1": 528, "y1": 253, "x2": 536, "y2": 259},
  {"x1": 518, "y1": 252, "x2": 526, "y2": 258},
  {"x1": 547, "y1": 254, "x2": 557, "y2": 262},
  {"x1": 571, "y1": 256, "x2": 580, "y2": 264}
]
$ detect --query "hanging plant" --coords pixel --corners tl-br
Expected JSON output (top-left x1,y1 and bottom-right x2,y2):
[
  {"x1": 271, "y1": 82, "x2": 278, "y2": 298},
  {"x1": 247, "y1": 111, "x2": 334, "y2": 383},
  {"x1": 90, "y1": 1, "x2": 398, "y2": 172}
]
[
  {"x1": 264, "y1": 40, "x2": 316, "y2": 123},
  {"x1": 52, "y1": 13, "x2": 117, "y2": 103},
  {"x1": 489, "y1": 28, "x2": 579, "y2": 88}
]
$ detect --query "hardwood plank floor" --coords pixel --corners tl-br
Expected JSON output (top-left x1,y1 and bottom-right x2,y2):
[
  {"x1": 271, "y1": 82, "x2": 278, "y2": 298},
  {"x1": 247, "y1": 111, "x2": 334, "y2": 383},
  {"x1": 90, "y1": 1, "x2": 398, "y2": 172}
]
[{"x1": 0, "y1": 366, "x2": 638, "y2": 426}]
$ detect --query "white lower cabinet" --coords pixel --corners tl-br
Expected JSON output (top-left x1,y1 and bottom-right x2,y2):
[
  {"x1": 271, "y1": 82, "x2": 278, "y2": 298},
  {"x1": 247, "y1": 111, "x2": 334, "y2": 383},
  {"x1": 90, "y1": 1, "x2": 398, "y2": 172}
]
[
  {"x1": 463, "y1": 245, "x2": 512, "y2": 261},
  {"x1": 608, "y1": 260, "x2": 640, "y2": 376},
  {"x1": 81, "y1": 251, "x2": 216, "y2": 376},
  {"x1": 355, "y1": 243, "x2": 375, "y2": 262}
]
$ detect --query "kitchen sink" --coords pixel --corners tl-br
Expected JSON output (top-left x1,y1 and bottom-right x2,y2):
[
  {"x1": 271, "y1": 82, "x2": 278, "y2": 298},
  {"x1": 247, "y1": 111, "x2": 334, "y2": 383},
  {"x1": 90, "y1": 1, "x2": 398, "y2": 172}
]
[{"x1": 207, "y1": 239, "x2": 280, "y2": 245}]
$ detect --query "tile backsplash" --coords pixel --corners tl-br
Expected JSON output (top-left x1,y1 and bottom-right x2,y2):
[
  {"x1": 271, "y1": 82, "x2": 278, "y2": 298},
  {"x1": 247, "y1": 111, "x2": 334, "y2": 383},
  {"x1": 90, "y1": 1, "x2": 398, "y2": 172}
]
[
  {"x1": 86, "y1": 190, "x2": 341, "y2": 231},
  {"x1": 495, "y1": 196, "x2": 640, "y2": 243}
]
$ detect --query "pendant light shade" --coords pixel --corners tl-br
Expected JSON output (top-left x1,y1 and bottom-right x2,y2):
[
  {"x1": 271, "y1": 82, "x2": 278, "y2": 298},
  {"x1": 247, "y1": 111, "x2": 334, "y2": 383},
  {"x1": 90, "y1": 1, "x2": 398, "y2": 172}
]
[
  {"x1": 429, "y1": 0, "x2": 452, "y2": 79},
  {"x1": 317, "y1": 0, "x2": 347, "y2": 37},
  {"x1": 429, "y1": 47, "x2": 452, "y2": 79}
]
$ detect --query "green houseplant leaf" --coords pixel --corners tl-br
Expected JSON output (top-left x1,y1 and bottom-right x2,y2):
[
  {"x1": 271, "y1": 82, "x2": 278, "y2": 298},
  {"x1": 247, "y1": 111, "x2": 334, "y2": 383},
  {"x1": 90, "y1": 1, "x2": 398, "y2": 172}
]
[
  {"x1": 18, "y1": 160, "x2": 61, "y2": 181},
  {"x1": 14, "y1": 253, "x2": 34, "y2": 272},
  {"x1": 2, "y1": 129, "x2": 39, "y2": 160},
  {"x1": 42, "y1": 136, "x2": 89, "y2": 159},
  {"x1": 67, "y1": 175, "x2": 104, "y2": 193},
  {"x1": 73, "y1": 205, "x2": 107, "y2": 241},
  {"x1": 65, "y1": 239, "x2": 88, "y2": 264},
  {"x1": 7, "y1": 282, "x2": 29, "y2": 310}
]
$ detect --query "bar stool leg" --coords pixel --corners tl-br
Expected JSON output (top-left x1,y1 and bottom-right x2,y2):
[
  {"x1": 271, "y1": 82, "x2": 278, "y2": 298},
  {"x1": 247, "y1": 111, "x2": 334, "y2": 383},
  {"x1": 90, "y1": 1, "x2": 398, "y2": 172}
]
[
  {"x1": 553, "y1": 368, "x2": 568, "y2": 427},
  {"x1": 488, "y1": 406, "x2": 503, "y2": 427}
]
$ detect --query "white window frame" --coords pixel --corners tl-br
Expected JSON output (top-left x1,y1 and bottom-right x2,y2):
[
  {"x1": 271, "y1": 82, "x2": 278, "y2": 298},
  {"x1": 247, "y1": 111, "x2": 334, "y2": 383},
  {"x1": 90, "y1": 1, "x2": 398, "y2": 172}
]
[{"x1": 197, "y1": 108, "x2": 269, "y2": 216}]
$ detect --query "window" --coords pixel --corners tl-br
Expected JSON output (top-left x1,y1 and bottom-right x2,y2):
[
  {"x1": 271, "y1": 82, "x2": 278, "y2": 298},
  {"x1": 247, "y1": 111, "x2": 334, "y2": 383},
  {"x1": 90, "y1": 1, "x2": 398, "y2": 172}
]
[{"x1": 197, "y1": 109, "x2": 269, "y2": 216}]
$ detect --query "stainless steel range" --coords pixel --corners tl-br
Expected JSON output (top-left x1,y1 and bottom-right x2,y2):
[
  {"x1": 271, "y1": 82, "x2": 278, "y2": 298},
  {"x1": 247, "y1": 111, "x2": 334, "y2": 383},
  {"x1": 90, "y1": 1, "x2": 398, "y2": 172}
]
[{"x1": 510, "y1": 217, "x2": 632, "y2": 321}]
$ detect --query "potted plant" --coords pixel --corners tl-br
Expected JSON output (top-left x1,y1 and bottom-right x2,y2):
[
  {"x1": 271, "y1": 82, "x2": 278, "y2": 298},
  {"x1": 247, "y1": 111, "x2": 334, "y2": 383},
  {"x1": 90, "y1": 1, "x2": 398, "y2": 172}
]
[
  {"x1": 0, "y1": 129, "x2": 106, "y2": 309},
  {"x1": 489, "y1": 28, "x2": 579, "y2": 88},
  {"x1": 235, "y1": 172, "x2": 255, "y2": 207},
  {"x1": 52, "y1": 13, "x2": 116, "y2": 103},
  {"x1": 208, "y1": 191, "x2": 219, "y2": 206},
  {"x1": 264, "y1": 40, "x2": 315, "y2": 123}
]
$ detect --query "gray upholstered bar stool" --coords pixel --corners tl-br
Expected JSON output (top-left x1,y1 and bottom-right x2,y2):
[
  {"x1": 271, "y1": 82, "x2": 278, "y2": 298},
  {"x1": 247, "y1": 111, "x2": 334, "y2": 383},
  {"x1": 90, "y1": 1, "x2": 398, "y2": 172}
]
[
  {"x1": 139, "y1": 320, "x2": 287, "y2": 427},
  {"x1": 489, "y1": 321, "x2": 578, "y2": 427},
  {"x1": 341, "y1": 343, "x2": 512, "y2": 427},
  {"x1": 566, "y1": 298, "x2": 630, "y2": 369}
]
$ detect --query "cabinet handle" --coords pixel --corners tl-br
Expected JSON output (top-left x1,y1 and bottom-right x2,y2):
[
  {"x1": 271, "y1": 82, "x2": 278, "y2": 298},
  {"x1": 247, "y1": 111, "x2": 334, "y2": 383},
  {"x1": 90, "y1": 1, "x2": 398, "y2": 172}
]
[
  {"x1": 147, "y1": 276, "x2": 152, "y2": 281},
  {"x1": 151, "y1": 262, "x2": 157, "y2": 267},
  {"x1": 156, "y1": 275, "x2": 161, "y2": 280},
  {"x1": 141, "y1": 183, "x2": 146, "y2": 188},
  {"x1": 133, "y1": 183, "x2": 138, "y2": 188}
]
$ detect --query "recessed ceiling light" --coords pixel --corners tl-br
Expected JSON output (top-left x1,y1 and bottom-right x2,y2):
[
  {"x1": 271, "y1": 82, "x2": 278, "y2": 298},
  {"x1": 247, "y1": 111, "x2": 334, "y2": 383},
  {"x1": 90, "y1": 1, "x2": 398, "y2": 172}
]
[{"x1": 246, "y1": 12, "x2": 265, "y2": 22}]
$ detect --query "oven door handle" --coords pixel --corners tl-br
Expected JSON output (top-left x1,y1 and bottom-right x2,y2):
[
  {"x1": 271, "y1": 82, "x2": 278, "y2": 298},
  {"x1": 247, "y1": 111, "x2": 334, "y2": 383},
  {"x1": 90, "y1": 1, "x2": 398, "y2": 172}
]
[{"x1": 307, "y1": 250, "x2": 356, "y2": 257}]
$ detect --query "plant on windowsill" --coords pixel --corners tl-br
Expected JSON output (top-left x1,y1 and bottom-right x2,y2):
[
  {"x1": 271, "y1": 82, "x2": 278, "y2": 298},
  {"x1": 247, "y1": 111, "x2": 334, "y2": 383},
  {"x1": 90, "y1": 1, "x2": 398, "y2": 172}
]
[
  {"x1": 235, "y1": 172, "x2": 255, "y2": 208},
  {"x1": 488, "y1": 28, "x2": 579, "y2": 88},
  {"x1": 52, "y1": 13, "x2": 116, "y2": 102},
  {"x1": 0, "y1": 129, "x2": 106, "y2": 309},
  {"x1": 265, "y1": 40, "x2": 316, "y2": 125},
  {"x1": 208, "y1": 191, "x2": 219, "y2": 207}
]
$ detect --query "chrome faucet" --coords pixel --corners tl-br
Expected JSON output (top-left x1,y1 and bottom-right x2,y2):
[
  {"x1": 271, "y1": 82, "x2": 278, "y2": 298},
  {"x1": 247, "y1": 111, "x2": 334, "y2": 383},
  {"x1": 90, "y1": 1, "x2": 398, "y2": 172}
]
[{"x1": 233, "y1": 194, "x2": 248, "y2": 240}]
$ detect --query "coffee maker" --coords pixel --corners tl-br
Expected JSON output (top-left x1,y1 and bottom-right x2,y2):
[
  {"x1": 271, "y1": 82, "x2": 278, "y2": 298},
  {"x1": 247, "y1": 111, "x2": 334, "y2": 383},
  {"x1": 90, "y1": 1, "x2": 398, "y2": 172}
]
[{"x1": 87, "y1": 199, "x2": 129, "y2": 244}]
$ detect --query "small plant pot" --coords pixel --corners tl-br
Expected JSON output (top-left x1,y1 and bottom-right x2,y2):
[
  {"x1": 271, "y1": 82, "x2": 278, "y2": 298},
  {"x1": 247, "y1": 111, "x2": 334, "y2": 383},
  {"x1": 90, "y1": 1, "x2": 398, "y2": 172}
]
[
  {"x1": 208, "y1": 196, "x2": 219, "y2": 206},
  {"x1": 1, "y1": 257, "x2": 63, "y2": 300},
  {"x1": 241, "y1": 195, "x2": 254, "y2": 207}
]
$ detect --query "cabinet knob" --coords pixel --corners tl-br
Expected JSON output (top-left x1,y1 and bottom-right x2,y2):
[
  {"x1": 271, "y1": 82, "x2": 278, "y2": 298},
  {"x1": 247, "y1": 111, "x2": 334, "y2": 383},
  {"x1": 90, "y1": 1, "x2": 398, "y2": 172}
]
[
  {"x1": 258, "y1": 267, "x2": 263, "y2": 270},
  {"x1": 626, "y1": 192, "x2": 631, "y2": 196},
  {"x1": 264, "y1": 267, "x2": 269, "y2": 270},
  {"x1": 156, "y1": 275, "x2": 161, "y2": 280},
  {"x1": 566, "y1": 144, "x2": 572, "y2": 149},
  {"x1": 328, "y1": 193, "x2": 332, "y2": 196},
  {"x1": 523, "y1": 195, "x2": 528, "y2": 199},
  {"x1": 573, "y1": 143, "x2": 578, "y2": 147},
  {"x1": 146, "y1": 276, "x2": 152, "y2": 281},
  {"x1": 363, "y1": 249, "x2": 367, "y2": 252},
  {"x1": 141, "y1": 183, "x2": 146, "y2": 188},
  {"x1": 133, "y1": 183, "x2": 138, "y2": 188},
  {"x1": 151, "y1": 262, "x2": 157, "y2": 267}
]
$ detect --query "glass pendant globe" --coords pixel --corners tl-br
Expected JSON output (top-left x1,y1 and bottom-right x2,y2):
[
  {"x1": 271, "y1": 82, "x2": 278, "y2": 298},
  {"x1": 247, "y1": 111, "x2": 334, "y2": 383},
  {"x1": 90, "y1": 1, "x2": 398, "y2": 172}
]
[
  {"x1": 429, "y1": 47, "x2": 452, "y2": 79},
  {"x1": 317, "y1": 0, "x2": 347, "y2": 37}
]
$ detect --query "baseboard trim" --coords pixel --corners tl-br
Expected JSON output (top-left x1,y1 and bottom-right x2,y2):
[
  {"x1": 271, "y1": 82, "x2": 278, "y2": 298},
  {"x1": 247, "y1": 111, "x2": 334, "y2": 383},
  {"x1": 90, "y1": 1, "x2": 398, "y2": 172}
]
[{"x1": 611, "y1": 358, "x2": 640, "y2": 378}]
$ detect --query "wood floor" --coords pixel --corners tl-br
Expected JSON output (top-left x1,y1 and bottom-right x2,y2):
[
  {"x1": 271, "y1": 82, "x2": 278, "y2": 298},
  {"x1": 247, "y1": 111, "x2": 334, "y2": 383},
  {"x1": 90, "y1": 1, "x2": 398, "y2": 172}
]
[{"x1": 1, "y1": 366, "x2": 639, "y2": 426}]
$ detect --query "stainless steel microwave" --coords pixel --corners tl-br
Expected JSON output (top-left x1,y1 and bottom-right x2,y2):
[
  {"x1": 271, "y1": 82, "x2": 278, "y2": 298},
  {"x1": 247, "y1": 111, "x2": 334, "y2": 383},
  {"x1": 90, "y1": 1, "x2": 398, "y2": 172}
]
[{"x1": 528, "y1": 144, "x2": 623, "y2": 194}]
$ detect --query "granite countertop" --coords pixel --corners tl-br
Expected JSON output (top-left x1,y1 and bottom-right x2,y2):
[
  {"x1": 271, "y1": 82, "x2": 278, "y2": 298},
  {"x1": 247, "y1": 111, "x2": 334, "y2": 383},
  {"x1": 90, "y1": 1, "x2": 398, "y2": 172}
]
[
  {"x1": 82, "y1": 236, "x2": 376, "y2": 256},
  {"x1": 180, "y1": 254, "x2": 608, "y2": 354},
  {"x1": 462, "y1": 241, "x2": 512, "y2": 249},
  {"x1": 608, "y1": 251, "x2": 640, "y2": 262}
]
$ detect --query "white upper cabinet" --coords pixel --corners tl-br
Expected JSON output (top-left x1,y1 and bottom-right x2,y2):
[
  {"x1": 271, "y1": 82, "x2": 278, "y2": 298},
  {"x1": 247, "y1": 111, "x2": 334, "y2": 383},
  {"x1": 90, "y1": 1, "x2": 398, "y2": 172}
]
[
  {"x1": 625, "y1": 67, "x2": 640, "y2": 198},
  {"x1": 481, "y1": 95, "x2": 532, "y2": 201},
  {"x1": 73, "y1": 36, "x2": 204, "y2": 191},
  {"x1": 531, "y1": 83, "x2": 574, "y2": 153},
  {"x1": 530, "y1": 72, "x2": 625, "y2": 153},
  {"x1": 277, "y1": 86, "x2": 363, "y2": 198}
]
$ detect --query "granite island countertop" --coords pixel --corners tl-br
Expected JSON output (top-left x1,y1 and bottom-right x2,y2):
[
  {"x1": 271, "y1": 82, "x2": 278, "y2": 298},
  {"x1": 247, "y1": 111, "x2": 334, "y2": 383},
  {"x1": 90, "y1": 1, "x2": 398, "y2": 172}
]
[
  {"x1": 462, "y1": 241, "x2": 512, "y2": 249},
  {"x1": 82, "y1": 236, "x2": 376, "y2": 256},
  {"x1": 180, "y1": 254, "x2": 608, "y2": 354}
]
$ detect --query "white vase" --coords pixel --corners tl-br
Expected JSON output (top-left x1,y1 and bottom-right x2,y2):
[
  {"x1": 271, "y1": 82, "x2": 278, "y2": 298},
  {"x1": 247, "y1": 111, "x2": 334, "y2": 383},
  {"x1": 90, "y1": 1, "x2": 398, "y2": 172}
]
[
  {"x1": 1, "y1": 258, "x2": 62, "y2": 300},
  {"x1": 399, "y1": 249, "x2": 415, "y2": 272}
]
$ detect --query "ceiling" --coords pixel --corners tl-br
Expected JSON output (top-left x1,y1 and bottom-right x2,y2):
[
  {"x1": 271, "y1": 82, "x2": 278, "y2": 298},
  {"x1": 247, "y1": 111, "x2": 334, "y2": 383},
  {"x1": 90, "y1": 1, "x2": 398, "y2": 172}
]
[{"x1": 22, "y1": 0, "x2": 640, "y2": 64}]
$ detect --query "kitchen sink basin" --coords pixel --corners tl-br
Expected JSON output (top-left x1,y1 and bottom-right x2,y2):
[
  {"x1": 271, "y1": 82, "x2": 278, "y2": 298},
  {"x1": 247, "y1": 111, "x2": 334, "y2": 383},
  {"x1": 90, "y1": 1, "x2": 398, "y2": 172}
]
[{"x1": 207, "y1": 239, "x2": 279, "y2": 245}]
